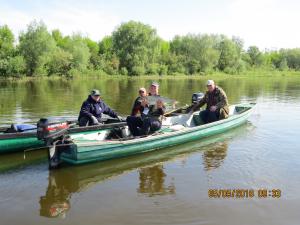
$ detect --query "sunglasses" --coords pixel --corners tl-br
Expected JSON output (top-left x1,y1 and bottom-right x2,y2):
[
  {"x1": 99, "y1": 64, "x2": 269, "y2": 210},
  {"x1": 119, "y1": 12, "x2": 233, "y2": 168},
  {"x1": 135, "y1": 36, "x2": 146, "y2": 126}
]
[{"x1": 139, "y1": 90, "x2": 145, "y2": 93}]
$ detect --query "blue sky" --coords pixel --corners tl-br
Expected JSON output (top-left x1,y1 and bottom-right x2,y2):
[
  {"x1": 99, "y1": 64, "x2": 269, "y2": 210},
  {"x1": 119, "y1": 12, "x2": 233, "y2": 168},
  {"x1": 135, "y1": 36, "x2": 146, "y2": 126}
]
[{"x1": 1, "y1": 0, "x2": 300, "y2": 50}]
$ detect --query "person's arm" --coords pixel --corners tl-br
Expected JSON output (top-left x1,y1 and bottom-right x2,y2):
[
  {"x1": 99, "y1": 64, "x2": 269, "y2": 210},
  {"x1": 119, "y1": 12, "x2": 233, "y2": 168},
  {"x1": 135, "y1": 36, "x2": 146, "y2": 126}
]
[
  {"x1": 215, "y1": 89, "x2": 228, "y2": 109},
  {"x1": 156, "y1": 100, "x2": 166, "y2": 115},
  {"x1": 102, "y1": 102, "x2": 118, "y2": 118},
  {"x1": 131, "y1": 98, "x2": 142, "y2": 116},
  {"x1": 80, "y1": 101, "x2": 93, "y2": 118}
]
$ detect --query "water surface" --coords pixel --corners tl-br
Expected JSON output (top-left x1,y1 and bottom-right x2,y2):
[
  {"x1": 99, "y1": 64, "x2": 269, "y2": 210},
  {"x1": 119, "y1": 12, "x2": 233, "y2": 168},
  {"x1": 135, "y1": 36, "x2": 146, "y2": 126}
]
[{"x1": 0, "y1": 76, "x2": 300, "y2": 225}]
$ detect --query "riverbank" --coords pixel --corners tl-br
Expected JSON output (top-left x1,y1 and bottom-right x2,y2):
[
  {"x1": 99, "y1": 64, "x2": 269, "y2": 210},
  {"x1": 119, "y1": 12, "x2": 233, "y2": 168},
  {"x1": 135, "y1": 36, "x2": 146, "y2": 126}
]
[{"x1": 1, "y1": 69, "x2": 300, "y2": 82}]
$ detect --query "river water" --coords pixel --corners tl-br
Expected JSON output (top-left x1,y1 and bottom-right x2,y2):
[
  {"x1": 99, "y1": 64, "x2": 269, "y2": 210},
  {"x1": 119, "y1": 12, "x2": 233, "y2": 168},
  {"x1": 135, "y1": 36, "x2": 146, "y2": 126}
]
[{"x1": 0, "y1": 76, "x2": 299, "y2": 225}]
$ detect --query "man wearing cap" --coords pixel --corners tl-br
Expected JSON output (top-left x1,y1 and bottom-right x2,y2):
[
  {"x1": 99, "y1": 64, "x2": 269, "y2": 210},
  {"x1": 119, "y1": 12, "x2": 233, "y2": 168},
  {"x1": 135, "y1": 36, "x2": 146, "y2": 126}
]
[
  {"x1": 192, "y1": 80, "x2": 229, "y2": 124},
  {"x1": 78, "y1": 89, "x2": 120, "y2": 126}
]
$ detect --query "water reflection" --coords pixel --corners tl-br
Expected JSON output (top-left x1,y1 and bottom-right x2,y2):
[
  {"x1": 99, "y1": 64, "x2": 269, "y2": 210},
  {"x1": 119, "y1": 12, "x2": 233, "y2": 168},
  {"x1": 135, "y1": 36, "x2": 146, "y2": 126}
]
[
  {"x1": 137, "y1": 165, "x2": 175, "y2": 196},
  {"x1": 40, "y1": 170, "x2": 71, "y2": 218},
  {"x1": 38, "y1": 124, "x2": 249, "y2": 218},
  {"x1": 202, "y1": 142, "x2": 228, "y2": 171}
]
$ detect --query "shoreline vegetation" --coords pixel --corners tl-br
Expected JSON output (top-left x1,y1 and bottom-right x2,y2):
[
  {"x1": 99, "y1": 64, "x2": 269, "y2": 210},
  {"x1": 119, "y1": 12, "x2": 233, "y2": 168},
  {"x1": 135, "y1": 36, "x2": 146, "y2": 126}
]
[
  {"x1": 1, "y1": 21, "x2": 300, "y2": 79},
  {"x1": 1, "y1": 69, "x2": 299, "y2": 83}
]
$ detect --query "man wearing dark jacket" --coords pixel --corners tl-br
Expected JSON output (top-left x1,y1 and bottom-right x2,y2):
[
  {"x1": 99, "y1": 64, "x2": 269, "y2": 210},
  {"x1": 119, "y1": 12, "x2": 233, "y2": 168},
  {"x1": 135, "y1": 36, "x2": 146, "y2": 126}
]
[{"x1": 78, "y1": 89, "x2": 120, "y2": 126}]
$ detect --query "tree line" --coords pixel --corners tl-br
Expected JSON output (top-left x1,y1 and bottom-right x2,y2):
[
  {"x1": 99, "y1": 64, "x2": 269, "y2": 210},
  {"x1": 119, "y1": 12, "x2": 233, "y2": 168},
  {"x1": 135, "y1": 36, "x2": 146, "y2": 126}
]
[{"x1": 0, "y1": 20, "x2": 299, "y2": 77}]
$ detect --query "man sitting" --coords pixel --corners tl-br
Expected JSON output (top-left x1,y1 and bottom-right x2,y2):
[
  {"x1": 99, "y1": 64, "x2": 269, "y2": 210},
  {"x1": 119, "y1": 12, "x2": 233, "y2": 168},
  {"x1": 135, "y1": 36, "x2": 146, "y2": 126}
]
[
  {"x1": 78, "y1": 89, "x2": 120, "y2": 126},
  {"x1": 192, "y1": 80, "x2": 229, "y2": 124}
]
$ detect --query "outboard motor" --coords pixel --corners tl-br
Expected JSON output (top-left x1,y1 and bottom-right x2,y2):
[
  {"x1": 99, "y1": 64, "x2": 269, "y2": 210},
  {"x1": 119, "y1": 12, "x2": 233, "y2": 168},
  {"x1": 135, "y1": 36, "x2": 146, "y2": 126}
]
[
  {"x1": 37, "y1": 118, "x2": 69, "y2": 141},
  {"x1": 37, "y1": 118, "x2": 49, "y2": 140},
  {"x1": 37, "y1": 118, "x2": 72, "y2": 169},
  {"x1": 192, "y1": 92, "x2": 204, "y2": 105}
]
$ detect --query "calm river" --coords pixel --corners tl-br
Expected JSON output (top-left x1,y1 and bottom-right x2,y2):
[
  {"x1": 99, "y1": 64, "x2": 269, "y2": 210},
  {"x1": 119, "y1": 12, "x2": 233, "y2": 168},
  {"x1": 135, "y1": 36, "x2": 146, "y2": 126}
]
[{"x1": 0, "y1": 76, "x2": 299, "y2": 225}]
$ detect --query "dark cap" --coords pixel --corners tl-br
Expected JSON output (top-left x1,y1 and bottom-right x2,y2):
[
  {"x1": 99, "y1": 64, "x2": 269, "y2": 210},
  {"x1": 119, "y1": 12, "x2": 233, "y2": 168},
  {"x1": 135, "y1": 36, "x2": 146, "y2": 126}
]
[{"x1": 90, "y1": 89, "x2": 101, "y2": 96}]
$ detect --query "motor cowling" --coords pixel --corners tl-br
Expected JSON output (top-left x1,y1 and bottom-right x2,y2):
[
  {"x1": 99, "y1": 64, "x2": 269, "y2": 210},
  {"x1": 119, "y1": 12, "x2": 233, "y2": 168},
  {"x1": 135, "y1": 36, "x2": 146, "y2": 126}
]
[
  {"x1": 37, "y1": 118, "x2": 69, "y2": 140},
  {"x1": 192, "y1": 92, "x2": 204, "y2": 105}
]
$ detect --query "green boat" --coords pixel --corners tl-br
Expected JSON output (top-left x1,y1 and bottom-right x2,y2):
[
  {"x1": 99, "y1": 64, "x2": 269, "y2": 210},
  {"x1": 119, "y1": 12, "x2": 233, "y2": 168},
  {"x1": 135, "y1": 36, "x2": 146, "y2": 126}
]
[
  {"x1": 48, "y1": 103, "x2": 255, "y2": 169},
  {"x1": 0, "y1": 119, "x2": 126, "y2": 154}
]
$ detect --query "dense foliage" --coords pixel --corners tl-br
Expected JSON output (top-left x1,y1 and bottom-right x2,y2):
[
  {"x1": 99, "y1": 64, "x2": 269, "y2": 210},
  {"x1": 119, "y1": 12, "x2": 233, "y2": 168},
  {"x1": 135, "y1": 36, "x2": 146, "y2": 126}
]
[{"x1": 1, "y1": 20, "x2": 300, "y2": 77}]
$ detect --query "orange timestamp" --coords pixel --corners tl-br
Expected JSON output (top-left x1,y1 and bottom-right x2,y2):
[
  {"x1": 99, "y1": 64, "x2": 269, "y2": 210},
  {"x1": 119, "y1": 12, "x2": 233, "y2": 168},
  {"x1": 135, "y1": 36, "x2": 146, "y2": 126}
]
[{"x1": 208, "y1": 189, "x2": 281, "y2": 199}]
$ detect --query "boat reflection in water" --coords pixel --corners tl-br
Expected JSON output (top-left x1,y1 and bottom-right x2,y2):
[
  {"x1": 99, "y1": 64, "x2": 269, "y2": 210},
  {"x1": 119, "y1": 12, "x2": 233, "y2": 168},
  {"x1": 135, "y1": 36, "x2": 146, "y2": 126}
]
[
  {"x1": 202, "y1": 142, "x2": 228, "y2": 171},
  {"x1": 137, "y1": 165, "x2": 175, "y2": 197},
  {"x1": 39, "y1": 124, "x2": 251, "y2": 218}
]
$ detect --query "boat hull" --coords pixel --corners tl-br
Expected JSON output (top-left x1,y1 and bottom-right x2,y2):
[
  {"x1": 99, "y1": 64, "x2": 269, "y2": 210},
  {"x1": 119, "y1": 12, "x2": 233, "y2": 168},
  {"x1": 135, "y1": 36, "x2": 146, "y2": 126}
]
[
  {"x1": 0, "y1": 135, "x2": 44, "y2": 153},
  {"x1": 61, "y1": 104, "x2": 255, "y2": 165}
]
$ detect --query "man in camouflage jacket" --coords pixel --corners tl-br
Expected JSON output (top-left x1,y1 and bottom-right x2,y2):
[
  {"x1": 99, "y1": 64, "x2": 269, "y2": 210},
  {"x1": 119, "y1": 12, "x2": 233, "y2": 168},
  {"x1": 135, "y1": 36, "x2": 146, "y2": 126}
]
[{"x1": 192, "y1": 80, "x2": 229, "y2": 124}]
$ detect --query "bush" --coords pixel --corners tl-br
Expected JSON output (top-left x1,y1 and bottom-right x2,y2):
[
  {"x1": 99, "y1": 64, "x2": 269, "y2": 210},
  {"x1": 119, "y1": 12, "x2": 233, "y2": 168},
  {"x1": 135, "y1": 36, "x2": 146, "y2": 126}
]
[
  {"x1": 46, "y1": 48, "x2": 73, "y2": 76},
  {"x1": 158, "y1": 65, "x2": 168, "y2": 75},
  {"x1": 146, "y1": 63, "x2": 159, "y2": 75},
  {"x1": 119, "y1": 67, "x2": 128, "y2": 75},
  {"x1": 131, "y1": 66, "x2": 145, "y2": 76},
  {"x1": 7, "y1": 56, "x2": 26, "y2": 77}
]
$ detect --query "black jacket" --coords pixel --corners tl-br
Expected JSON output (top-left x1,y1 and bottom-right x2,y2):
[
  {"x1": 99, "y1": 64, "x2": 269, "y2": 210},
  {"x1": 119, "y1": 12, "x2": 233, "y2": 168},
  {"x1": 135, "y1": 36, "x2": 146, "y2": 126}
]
[
  {"x1": 131, "y1": 96, "x2": 144, "y2": 116},
  {"x1": 78, "y1": 95, "x2": 118, "y2": 120}
]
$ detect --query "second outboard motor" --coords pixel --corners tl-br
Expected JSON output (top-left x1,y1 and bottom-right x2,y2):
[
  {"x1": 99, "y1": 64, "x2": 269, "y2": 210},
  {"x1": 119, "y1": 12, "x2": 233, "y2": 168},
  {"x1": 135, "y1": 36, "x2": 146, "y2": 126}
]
[{"x1": 192, "y1": 92, "x2": 204, "y2": 105}]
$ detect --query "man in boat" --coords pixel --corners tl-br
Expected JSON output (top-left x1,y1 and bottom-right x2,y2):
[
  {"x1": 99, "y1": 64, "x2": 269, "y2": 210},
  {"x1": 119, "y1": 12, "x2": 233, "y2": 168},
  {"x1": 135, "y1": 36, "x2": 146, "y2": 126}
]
[
  {"x1": 131, "y1": 87, "x2": 147, "y2": 116},
  {"x1": 192, "y1": 80, "x2": 229, "y2": 124},
  {"x1": 78, "y1": 89, "x2": 121, "y2": 126},
  {"x1": 127, "y1": 82, "x2": 165, "y2": 136}
]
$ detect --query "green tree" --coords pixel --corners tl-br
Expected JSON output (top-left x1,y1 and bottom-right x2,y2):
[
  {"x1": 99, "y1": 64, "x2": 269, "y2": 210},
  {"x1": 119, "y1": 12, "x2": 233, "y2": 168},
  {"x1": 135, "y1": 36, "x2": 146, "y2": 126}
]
[
  {"x1": 19, "y1": 21, "x2": 56, "y2": 76},
  {"x1": 112, "y1": 21, "x2": 160, "y2": 75},
  {"x1": 247, "y1": 46, "x2": 263, "y2": 67},
  {"x1": 0, "y1": 25, "x2": 14, "y2": 58},
  {"x1": 170, "y1": 34, "x2": 219, "y2": 74},
  {"x1": 61, "y1": 34, "x2": 91, "y2": 71},
  {"x1": 217, "y1": 38, "x2": 243, "y2": 73}
]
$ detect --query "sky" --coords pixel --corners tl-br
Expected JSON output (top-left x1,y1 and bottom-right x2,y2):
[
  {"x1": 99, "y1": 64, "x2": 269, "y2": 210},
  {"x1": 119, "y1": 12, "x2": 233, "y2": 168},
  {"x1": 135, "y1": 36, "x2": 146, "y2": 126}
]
[{"x1": 0, "y1": 0, "x2": 300, "y2": 50}]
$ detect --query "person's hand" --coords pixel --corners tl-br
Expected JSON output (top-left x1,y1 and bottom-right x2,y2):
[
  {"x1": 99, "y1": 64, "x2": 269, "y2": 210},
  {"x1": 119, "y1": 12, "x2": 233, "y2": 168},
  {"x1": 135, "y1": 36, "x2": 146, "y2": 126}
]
[
  {"x1": 91, "y1": 116, "x2": 100, "y2": 125},
  {"x1": 210, "y1": 106, "x2": 217, "y2": 112},
  {"x1": 141, "y1": 98, "x2": 149, "y2": 107},
  {"x1": 117, "y1": 116, "x2": 123, "y2": 122},
  {"x1": 156, "y1": 99, "x2": 164, "y2": 109}
]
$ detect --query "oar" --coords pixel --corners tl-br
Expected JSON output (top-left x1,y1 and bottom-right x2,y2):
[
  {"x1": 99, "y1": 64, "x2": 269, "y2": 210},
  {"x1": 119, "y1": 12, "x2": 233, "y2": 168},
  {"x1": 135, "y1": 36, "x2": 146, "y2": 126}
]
[{"x1": 163, "y1": 104, "x2": 189, "y2": 116}]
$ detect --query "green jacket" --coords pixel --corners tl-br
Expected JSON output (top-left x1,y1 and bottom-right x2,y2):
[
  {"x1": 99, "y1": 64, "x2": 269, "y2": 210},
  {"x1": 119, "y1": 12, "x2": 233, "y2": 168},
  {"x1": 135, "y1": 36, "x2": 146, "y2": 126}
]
[{"x1": 195, "y1": 86, "x2": 229, "y2": 119}]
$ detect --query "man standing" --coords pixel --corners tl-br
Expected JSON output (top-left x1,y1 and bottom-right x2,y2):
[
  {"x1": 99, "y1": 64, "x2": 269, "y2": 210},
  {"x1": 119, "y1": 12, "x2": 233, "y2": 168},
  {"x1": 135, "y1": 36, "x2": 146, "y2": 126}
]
[
  {"x1": 192, "y1": 80, "x2": 229, "y2": 124},
  {"x1": 78, "y1": 89, "x2": 120, "y2": 126}
]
